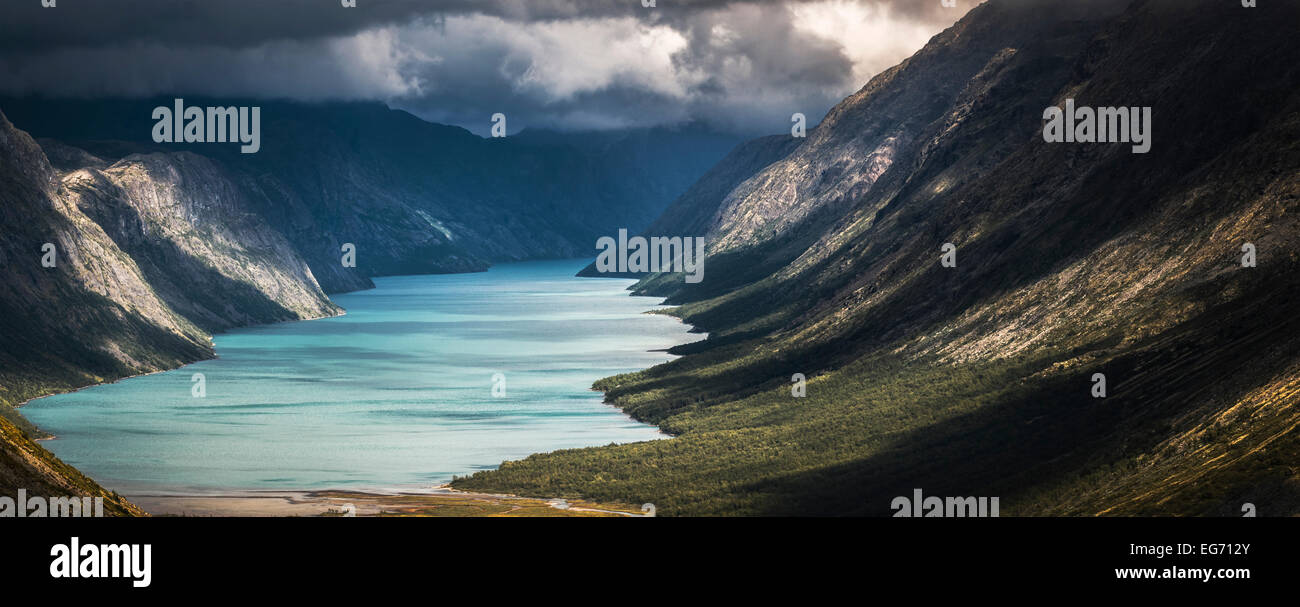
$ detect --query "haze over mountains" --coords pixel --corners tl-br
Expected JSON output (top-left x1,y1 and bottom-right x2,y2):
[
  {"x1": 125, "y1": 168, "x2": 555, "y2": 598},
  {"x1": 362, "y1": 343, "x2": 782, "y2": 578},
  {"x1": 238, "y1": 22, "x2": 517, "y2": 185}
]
[{"x1": 2, "y1": 0, "x2": 1297, "y2": 516}]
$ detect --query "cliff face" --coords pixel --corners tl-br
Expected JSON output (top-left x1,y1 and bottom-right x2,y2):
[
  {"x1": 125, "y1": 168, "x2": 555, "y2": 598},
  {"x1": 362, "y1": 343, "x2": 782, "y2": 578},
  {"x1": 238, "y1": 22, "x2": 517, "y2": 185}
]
[
  {"x1": 61, "y1": 149, "x2": 340, "y2": 331},
  {"x1": 645, "y1": 135, "x2": 806, "y2": 240},
  {"x1": 0, "y1": 111, "x2": 339, "y2": 511},
  {"x1": 0, "y1": 111, "x2": 207, "y2": 418},
  {"x1": 457, "y1": 0, "x2": 1300, "y2": 516}
]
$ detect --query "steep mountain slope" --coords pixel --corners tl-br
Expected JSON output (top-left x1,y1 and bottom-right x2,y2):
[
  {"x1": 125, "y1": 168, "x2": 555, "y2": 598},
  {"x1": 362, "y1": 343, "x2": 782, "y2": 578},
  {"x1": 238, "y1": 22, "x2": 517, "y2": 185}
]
[
  {"x1": 0, "y1": 417, "x2": 144, "y2": 516},
  {"x1": 577, "y1": 133, "x2": 803, "y2": 279},
  {"x1": 628, "y1": 0, "x2": 1132, "y2": 301},
  {"x1": 59, "y1": 147, "x2": 340, "y2": 332},
  {"x1": 0, "y1": 111, "x2": 209, "y2": 428},
  {"x1": 607, "y1": 133, "x2": 806, "y2": 240},
  {"x1": 0, "y1": 111, "x2": 339, "y2": 512},
  {"x1": 2, "y1": 100, "x2": 741, "y2": 293},
  {"x1": 454, "y1": 0, "x2": 1300, "y2": 516}
]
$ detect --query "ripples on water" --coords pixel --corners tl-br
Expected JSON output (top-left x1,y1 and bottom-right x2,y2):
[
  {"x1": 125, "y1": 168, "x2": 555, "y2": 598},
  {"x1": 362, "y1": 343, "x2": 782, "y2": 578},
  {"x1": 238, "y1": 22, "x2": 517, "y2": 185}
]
[{"x1": 23, "y1": 260, "x2": 697, "y2": 495}]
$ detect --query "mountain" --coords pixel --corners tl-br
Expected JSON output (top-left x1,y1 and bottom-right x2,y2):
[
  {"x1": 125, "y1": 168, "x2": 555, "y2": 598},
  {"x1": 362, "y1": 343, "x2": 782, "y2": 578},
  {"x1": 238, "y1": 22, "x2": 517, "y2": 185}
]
[
  {"x1": 576, "y1": 133, "x2": 804, "y2": 279},
  {"x1": 50, "y1": 142, "x2": 341, "y2": 332},
  {"x1": 0, "y1": 109, "x2": 346, "y2": 511},
  {"x1": 0, "y1": 101, "x2": 738, "y2": 510},
  {"x1": 454, "y1": 0, "x2": 1300, "y2": 516},
  {"x1": 0, "y1": 108, "x2": 341, "y2": 413},
  {"x1": 1, "y1": 99, "x2": 742, "y2": 293}
]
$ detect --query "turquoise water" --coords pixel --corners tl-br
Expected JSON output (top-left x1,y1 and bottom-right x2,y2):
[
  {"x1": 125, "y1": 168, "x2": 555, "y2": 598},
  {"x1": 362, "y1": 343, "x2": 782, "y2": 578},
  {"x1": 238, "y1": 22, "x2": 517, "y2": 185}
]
[{"x1": 22, "y1": 260, "x2": 695, "y2": 495}]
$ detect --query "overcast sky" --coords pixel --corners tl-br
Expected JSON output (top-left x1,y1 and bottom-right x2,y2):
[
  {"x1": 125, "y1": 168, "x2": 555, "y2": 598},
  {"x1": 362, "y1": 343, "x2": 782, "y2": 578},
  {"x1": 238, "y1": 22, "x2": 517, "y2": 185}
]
[{"x1": 0, "y1": 0, "x2": 979, "y2": 135}]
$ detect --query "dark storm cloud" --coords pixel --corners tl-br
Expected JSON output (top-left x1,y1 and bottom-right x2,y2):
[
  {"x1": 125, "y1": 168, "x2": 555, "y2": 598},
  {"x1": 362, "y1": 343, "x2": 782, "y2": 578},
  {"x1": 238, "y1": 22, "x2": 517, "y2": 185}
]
[
  {"x1": 1, "y1": 0, "x2": 427, "y2": 51},
  {"x1": 2, "y1": 0, "x2": 978, "y2": 50},
  {"x1": 0, "y1": 0, "x2": 983, "y2": 135},
  {"x1": 1, "y1": 0, "x2": 784, "y2": 50}
]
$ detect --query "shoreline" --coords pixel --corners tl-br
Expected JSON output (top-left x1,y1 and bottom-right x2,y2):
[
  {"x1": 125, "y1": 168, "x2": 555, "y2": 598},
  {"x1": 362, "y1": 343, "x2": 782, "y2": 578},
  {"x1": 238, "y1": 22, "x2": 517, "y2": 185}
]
[
  {"x1": 22, "y1": 263, "x2": 701, "y2": 515},
  {"x1": 22, "y1": 367, "x2": 179, "y2": 443},
  {"x1": 129, "y1": 485, "x2": 651, "y2": 517},
  {"x1": 16, "y1": 304, "x2": 350, "y2": 424}
]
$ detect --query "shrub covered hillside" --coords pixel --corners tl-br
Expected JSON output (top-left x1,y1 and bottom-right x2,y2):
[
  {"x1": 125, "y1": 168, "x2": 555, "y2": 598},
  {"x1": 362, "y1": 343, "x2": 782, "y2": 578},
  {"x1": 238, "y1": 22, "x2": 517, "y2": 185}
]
[{"x1": 453, "y1": 0, "x2": 1300, "y2": 516}]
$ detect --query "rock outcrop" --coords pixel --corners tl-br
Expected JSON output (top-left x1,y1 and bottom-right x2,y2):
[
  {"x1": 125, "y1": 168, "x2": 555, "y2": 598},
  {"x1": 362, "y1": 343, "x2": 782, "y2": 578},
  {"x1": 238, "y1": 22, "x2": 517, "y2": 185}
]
[{"x1": 0, "y1": 110, "x2": 340, "y2": 511}]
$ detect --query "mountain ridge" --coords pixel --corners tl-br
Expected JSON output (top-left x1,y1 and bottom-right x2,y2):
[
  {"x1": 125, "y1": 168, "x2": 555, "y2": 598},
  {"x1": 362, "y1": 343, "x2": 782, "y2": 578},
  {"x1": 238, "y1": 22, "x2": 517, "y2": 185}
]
[
  {"x1": 1, "y1": 98, "x2": 743, "y2": 293},
  {"x1": 453, "y1": 0, "x2": 1300, "y2": 516}
]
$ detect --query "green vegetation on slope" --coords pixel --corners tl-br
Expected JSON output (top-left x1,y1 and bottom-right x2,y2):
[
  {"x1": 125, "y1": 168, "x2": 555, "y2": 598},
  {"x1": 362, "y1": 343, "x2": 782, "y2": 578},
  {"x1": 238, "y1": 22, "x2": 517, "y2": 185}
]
[
  {"x1": 454, "y1": 0, "x2": 1300, "y2": 516},
  {"x1": 455, "y1": 262, "x2": 1300, "y2": 516},
  {"x1": 0, "y1": 416, "x2": 145, "y2": 516}
]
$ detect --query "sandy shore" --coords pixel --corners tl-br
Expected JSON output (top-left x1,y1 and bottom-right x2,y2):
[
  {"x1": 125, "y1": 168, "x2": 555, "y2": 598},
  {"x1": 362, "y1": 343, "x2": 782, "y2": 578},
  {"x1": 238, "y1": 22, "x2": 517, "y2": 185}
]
[{"x1": 129, "y1": 486, "x2": 650, "y2": 517}]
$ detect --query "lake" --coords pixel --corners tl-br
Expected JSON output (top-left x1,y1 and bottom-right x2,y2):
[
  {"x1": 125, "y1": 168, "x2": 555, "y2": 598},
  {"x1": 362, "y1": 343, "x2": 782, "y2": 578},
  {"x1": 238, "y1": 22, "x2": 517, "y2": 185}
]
[{"x1": 22, "y1": 260, "x2": 695, "y2": 495}]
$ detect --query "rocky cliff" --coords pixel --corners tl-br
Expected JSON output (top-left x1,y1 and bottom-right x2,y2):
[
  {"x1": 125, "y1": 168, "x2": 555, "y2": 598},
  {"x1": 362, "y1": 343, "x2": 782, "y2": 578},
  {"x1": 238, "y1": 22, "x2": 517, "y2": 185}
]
[
  {"x1": 59, "y1": 147, "x2": 340, "y2": 331},
  {"x1": 0, "y1": 110, "x2": 340, "y2": 511}
]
